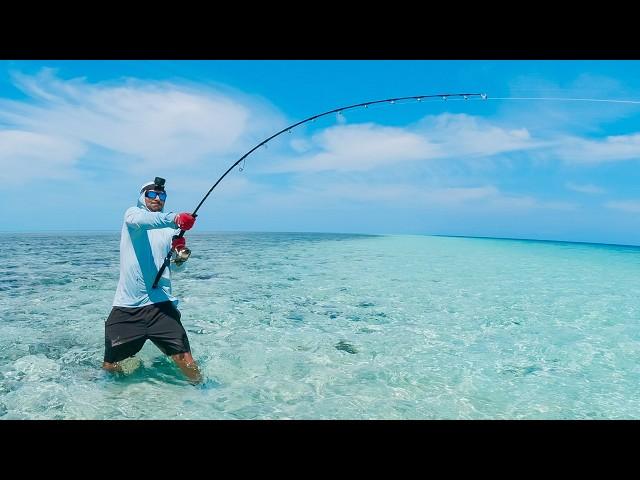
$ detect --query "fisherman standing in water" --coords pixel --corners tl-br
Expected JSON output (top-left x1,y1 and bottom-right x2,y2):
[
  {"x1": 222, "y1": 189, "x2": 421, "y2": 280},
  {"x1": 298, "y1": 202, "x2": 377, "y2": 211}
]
[{"x1": 102, "y1": 177, "x2": 202, "y2": 383}]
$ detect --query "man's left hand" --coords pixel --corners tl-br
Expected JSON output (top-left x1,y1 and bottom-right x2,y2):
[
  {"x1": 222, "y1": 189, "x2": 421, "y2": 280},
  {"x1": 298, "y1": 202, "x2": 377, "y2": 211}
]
[{"x1": 172, "y1": 237, "x2": 186, "y2": 251}]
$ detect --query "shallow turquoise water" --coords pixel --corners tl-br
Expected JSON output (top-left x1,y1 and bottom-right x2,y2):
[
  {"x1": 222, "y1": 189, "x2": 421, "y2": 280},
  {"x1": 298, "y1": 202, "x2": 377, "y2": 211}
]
[{"x1": 1, "y1": 232, "x2": 639, "y2": 419}]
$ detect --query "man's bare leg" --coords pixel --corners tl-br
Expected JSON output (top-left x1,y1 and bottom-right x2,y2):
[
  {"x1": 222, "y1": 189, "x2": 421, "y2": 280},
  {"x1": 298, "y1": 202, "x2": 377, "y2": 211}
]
[
  {"x1": 102, "y1": 361, "x2": 123, "y2": 373},
  {"x1": 171, "y1": 352, "x2": 203, "y2": 384},
  {"x1": 102, "y1": 357, "x2": 141, "y2": 375}
]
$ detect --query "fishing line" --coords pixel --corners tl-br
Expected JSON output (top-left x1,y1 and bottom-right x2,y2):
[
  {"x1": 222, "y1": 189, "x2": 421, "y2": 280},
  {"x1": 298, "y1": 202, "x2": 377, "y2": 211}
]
[{"x1": 489, "y1": 96, "x2": 640, "y2": 105}]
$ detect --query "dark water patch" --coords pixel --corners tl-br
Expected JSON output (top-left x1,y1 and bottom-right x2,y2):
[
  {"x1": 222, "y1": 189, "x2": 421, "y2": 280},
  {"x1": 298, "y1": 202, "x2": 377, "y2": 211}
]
[
  {"x1": 293, "y1": 298, "x2": 317, "y2": 308},
  {"x1": 37, "y1": 278, "x2": 73, "y2": 287},
  {"x1": 192, "y1": 273, "x2": 218, "y2": 280},
  {"x1": 78, "y1": 284, "x2": 105, "y2": 291},
  {"x1": 335, "y1": 340, "x2": 358, "y2": 354},
  {"x1": 0, "y1": 278, "x2": 24, "y2": 291},
  {"x1": 74, "y1": 259, "x2": 113, "y2": 267},
  {"x1": 367, "y1": 312, "x2": 391, "y2": 325},
  {"x1": 501, "y1": 365, "x2": 542, "y2": 377},
  {"x1": 0, "y1": 278, "x2": 21, "y2": 284},
  {"x1": 0, "y1": 263, "x2": 22, "y2": 269},
  {"x1": 483, "y1": 316, "x2": 525, "y2": 328},
  {"x1": 265, "y1": 261, "x2": 285, "y2": 267},
  {"x1": 74, "y1": 274, "x2": 104, "y2": 280},
  {"x1": 358, "y1": 327, "x2": 377, "y2": 334},
  {"x1": 357, "y1": 301, "x2": 375, "y2": 308},
  {"x1": 286, "y1": 312, "x2": 304, "y2": 322},
  {"x1": 234, "y1": 296, "x2": 254, "y2": 304}
]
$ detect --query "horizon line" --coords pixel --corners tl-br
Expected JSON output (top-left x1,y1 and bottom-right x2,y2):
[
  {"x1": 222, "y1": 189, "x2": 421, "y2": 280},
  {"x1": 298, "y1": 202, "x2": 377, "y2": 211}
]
[{"x1": 2, "y1": 229, "x2": 639, "y2": 249}]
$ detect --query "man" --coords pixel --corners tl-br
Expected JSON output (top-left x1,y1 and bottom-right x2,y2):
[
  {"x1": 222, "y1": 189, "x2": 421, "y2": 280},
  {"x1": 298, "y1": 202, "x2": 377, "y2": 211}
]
[{"x1": 102, "y1": 177, "x2": 202, "y2": 383}]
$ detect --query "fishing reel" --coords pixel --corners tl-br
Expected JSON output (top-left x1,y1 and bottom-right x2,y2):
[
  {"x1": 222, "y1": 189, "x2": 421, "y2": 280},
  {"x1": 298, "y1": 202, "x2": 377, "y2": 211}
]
[
  {"x1": 171, "y1": 235, "x2": 191, "y2": 266},
  {"x1": 172, "y1": 246, "x2": 191, "y2": 265}
]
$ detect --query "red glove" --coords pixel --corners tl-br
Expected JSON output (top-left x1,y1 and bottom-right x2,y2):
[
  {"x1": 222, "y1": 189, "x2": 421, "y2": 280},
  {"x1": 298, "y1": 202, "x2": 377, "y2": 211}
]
[
  {"x1": 174, "y1": 213, "x2": 196, "y2": 231},
  {"x1": 172, "y1": 236, "x2": 186, "y2": 251}
]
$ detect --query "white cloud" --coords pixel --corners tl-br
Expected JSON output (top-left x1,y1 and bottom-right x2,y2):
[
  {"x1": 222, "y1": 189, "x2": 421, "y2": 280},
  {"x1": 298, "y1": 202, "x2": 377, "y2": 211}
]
[
  {"x1": 0, "y1": 130, "x2": 86, "y2": 184},
  {"x1": 415, "y1": 113, "x2": 544, "y2": 159},
  {"x1": 605, "y1": 200, "x2": 640, "y2": 213},
  {"x1": 289, "y1": 138, "x2": 312, "y2": 153},
  {"x1": 565, "y1": 182, "x2": 606, "y2": 194},
  {"x1": 267, "y1": 123, "x2": 440, "y2": 172},
  {"x1": 554, "y1": 134, "x2": 640, "y2": 164},
  {"x1": 265, "y1": 114, "x2": 545, "y2": 174},
  {"x1": 0, "y1": 68, "x2": 284, "y2": 183},
  {"x1": 271, "y1": 111, "x2": 640, "y2": 174}
]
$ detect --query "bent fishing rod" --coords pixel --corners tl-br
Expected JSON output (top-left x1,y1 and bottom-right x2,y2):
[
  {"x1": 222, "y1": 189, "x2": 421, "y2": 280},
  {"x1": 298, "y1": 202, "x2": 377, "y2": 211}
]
[{"x1": 152, "y1": 92, "x2": 487, "y2": 288}]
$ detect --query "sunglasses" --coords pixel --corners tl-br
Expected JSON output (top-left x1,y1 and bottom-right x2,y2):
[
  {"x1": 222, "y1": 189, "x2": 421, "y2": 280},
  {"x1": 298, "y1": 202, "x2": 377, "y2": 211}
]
[{"x1": 145, "y1": 190, "x2": 167, "y2": 201}]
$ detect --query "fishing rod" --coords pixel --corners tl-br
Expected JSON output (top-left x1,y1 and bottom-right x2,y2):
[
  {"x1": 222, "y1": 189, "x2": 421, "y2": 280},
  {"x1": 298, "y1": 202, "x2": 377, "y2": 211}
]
[{"x1": 152, "y1": 92, "x2": 487, "y2": 288}]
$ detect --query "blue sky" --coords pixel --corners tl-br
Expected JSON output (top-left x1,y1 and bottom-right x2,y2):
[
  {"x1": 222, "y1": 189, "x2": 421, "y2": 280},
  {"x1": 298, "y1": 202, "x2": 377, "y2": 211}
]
[{"x1": 1, "y1": 60, "x2": 639, "y2": 245}]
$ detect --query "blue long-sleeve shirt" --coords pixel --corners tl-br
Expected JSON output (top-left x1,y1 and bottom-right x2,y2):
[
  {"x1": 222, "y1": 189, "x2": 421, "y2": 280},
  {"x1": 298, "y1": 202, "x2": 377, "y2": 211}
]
[{"x1": 112, "y1": 193, "x2": 185, "y2": 308}]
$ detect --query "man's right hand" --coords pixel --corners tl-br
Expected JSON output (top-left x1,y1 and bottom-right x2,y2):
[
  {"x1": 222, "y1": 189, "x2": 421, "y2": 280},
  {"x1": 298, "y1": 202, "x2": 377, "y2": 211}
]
[{"x1": 175, "y1": 213, "x2": 196, "y2": 231}]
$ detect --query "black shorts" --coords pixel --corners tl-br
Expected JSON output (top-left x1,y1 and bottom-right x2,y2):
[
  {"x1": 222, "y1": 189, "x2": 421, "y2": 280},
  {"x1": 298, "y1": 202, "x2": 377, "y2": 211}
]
[{"x1": 104, "y1": 301, "x2": 191, "y2": 363}]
